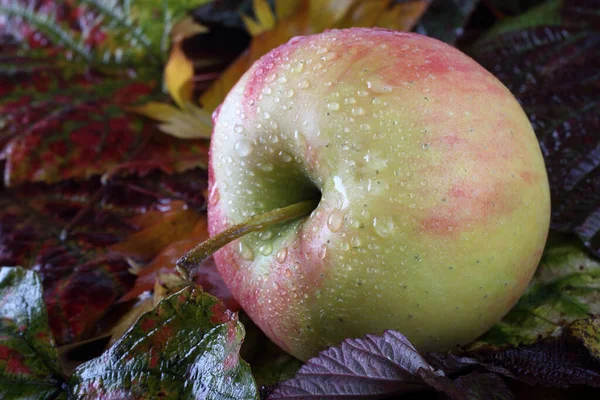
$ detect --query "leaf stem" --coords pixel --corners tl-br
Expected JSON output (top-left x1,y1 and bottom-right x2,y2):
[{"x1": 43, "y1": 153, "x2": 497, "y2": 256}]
[{"x1": 176, "y1": 199, "x2": 319, "y2": 280}]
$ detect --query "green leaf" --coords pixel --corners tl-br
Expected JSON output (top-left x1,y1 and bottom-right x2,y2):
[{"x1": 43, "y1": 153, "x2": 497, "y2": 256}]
[
  {"x1": 473, "y1": 237, "x2": 600, "y2": 347},
  {"x1": 479, "y1": 0, "x2": 562, "y2": 40},
  {"x1": 568, "y1": 317, "x2": 600, "y2": 361},
  {"x1": 0, "y1": 266, "x2": 67, "y2": 400},
  {"x1": 69, "y1": 286, "x2": 259, "y2": 400}
]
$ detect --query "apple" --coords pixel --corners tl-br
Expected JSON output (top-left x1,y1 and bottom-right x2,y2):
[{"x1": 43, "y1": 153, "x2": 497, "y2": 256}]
[{"x1": 206, "y1": 28, "x2": 550, "y2": 361}]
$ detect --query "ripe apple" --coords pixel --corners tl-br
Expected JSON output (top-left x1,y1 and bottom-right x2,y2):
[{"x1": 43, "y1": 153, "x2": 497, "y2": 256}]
[{"x1": 207, "y1": 28, "x2": 550, "y2": 361}]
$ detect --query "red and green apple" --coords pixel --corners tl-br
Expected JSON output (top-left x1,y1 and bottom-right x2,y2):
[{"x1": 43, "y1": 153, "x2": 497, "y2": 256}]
[{"x1": 206, "y1": 28, "x2": 550, "y2": 361}]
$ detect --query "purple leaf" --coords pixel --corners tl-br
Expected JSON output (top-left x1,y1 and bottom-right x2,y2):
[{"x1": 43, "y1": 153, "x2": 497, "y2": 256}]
[
  {"x1": 427, "y1": 318, "x2": 600, "y2": 389},
  {"x1": 268, "y1": 331, "x2": 513, "y2": 400}
]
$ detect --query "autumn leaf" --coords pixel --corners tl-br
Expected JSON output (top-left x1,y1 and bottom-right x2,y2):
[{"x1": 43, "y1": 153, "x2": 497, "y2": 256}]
[
  {"x1": 0, "y1": 267, "x2": 258, "y2": 399},
  {"x1": 0, "y1": 267, "x2": 67, "y2": 399},
  {"x1": 0, "y1": 168, "x2": 208, "y2": 345},
  {"x1": 0, "y1": 0, "x2": 211, "y2": 186},
  {"x1": 69, "y1": 286, "x2": 259, "y2": 400}
]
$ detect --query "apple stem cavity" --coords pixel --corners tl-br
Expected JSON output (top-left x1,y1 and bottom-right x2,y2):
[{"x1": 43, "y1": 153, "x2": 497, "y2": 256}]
[{"x1": 176, "y1": 199, "x2": 319, "y2": 280}]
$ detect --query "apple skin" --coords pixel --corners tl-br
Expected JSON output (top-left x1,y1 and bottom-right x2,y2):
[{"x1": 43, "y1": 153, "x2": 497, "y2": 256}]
[{"x1": 207, "y1": 28, "x2": 550, "y2": 361}]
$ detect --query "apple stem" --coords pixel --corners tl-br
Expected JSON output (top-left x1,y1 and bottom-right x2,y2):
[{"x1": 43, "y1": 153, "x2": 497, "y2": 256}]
[{"x1": 175, "y1": 199, "x2": 319, "y2": 280}]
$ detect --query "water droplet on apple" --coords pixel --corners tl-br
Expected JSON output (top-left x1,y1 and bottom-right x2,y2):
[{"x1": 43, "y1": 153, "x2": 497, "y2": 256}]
[
  {"x1": 298, "y1": 80, "x2": 310, "y2": 89},
  {"x1": 277, "y1": 247, "x2": 289, "y2": 263},
  {"x1": 234, "y1": 124, "x2": 244, "y2": 133},
  {"x1": 341, "y1": 242, "x2": 350, "y2": 251},
  {"x1": 284, "y1": 268, "x2": 292, "y2": 278},
  {"x1": 360, "y1": 123, "x2": 371, "y2": 131},
  {"x1": 351, "y1": 107, "x2": 365, "y2": 116},
  {"x1": 351, "y1": 236, "x2": 362, "y2": 247},
  {"x1": 262, "y1": 111, "x2": 271, "y2": 119},
  {"x1": 367, "y1": 77, "x2": 392, "y2": 94},
  {"x1": 373, "y1": 216, "x2": 396, "y2": 237},
  {"x1": 292, "y1": 61, "x2": 304, "y2": 74},
  {"x1": 422, "y1": 143, "x2": 430, "y2": 150},
  {"x1": 262, "y1": 86, "x2": 272, "y2": 95},
  {"x1": 270, "y1": 120, "x2": 279, "y2": 129},
  {"x1": 344, "y1": 97, "x2": 356, "y2": 105},
  {"x1": 318, "y1": 245, "x2": 327, "y2": 259},
  {"x1": 278, "y1": 76, "x2": 288, "y2": 83},
  {"x1": 280, "y1": 151, "x2": 293, "y2": 162},
  {"x1": 239, "y1": 242, "x2": 254, "y2": 260},
  {"x1": 284, "y1": 89, "x2": 295, "y2": 98},
  {"x1": 327, "y1": 102, "x2": 340, "y2": 111},
  {"x1": 234, "y1": 139, "x2": 254, "y2": 157},
  {"x1": 259, "y1": 230, "x2": 273, "y2": 240},
  {"x1": 257, "y1": 162, "x2": 274, "y2": 172},
  {"x1": 327, "y1": 209, "x2": 344, "y2": 232},
  {"x1": 314, "y1": 63, "x2": 323, "y2": 70},
  {"x1": 357, "y1": 90, "x2": 369, "y2": 97},
  {"x1": 259, "y1": 243, "x2": 273, "y2": 255},
  {"x1": 316, "y1": 47, "x2": 328, "y2": 55}
]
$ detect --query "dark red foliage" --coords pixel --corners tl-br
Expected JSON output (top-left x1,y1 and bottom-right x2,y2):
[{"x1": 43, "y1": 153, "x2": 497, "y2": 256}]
[{"x1": 0, "y1": 169, "x2": 208, "y2": 344}]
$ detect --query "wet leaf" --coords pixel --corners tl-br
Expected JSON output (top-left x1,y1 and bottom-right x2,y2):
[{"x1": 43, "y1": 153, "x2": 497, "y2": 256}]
[
  {"x1": 469, "y1": 0, "x2": 600, "y2": 256},
  {"x1": 0, "y1": 0, "x2": 211, "y2": 186},
  {"x1": 428, "y1": 318, "x2": 600, "y2": 389},
  {"x1": 118, "y1": 213, "x2": 239, "y2": 311},
  {"x1": 474, "y1": 238, "x2": 600, "y2": 347},
  {"x1": 268, "y1": 330, "x2": 513, "y2": 400},
  {"x1": 0, "y1": 169, "x2": 208, "y2": 345},
  {"x1": 110, "y1": 209, "x2": 202, "y2": 261},
  {"x1": 0, "y1": 266, "x2": 67, "y2": 399},
  {"x1": 199, "y1": 0, "x2": 429, "y2": 111},
  {"x1": 69, "y1": 286, "x2": 259, "y2": 400}
]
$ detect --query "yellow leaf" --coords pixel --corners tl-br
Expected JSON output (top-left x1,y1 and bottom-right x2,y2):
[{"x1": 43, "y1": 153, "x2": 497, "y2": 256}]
[
  {"x1": 171, "y1": 16, "x2": 208, "y2": 41},
  {"x1": 254, "y1": 0, "x2": 276, "y2": 30},
  {"x1": 130, "y1": 102, "x2": 212, "y2": 139},
  {"x1": 242, "y1": 0, "x2": 276, "y2": 36},
  {"x1": 165, "y1": 40, "x2": 194, "y2": 109},
  {"x1": 241, "y1": 14, "x2": 267, "y2": 36},
  {"x1": 275, "y1": 0, "x2": 304, "y2": 19},
  {"x1": 338, "y1": 0, "x2": 393, "y2": 28},
  {"x1": 374, "y1": 1, "x2": 430, "y2": 31},
  {"x1": 309, "y1": 0, "x2": 356, "y2": 32}
]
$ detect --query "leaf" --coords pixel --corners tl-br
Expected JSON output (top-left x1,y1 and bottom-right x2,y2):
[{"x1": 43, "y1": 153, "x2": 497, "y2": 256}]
[
  {"x1": 0, "y1": 266, "x2": 66, "y2": 399},
  {"x1": 469, "y1": 0, "x2": 600, "y2": 256},
  {"x1": 568, "y1": 317, "x2": 600, "y2": 361},
  {"x1": 414, "y1": 0, "x2": 480, "y2": 44},
  {"x1": 69, "y1": 286, "x2": 259, "y2": 400},
  {"x1": 473, "y1": 237, "x2": 600, "y2": 347},
  {"x1": 0, "y1": 0, "x2": 211, "y2": 185},
  {"x1": 427, "y1": 318, "x2": 600, "y2": 389},
  {"x1": 165, "y1": 39, "x2": 196, "y2": 109},
  {"x1": 118, "y1": 213, "x2": 240, "y2": 311},
  {"x1": 0, "y1": 0, "x2": 213, "y2": 65},
  {"x1": 268, "y1": 330, "x2": 514, "y2": 400},
  {"x1": 110, "y1": 209, "x2": 202, "y2": 261},
  {"x1": 199, "y1": 0, "x2": 429, "y2": 111},
  {"x1": 129, "y1": 101, "x2": 213, "y2": 139},
  {"x1": 0, "y1": 168, "x2": 208, "y2": 345}
]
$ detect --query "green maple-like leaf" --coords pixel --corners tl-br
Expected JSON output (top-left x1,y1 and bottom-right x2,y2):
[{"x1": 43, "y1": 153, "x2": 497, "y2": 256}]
[
  {"x1": 69, "y1": 285, "x2": 259, "y2": 400},
  {"x1": 0, "y1": 267, "x2": 259, "y2": 399},
  {"x1": 0, "y1": 267, "x2": 67, "y2": 400}
]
